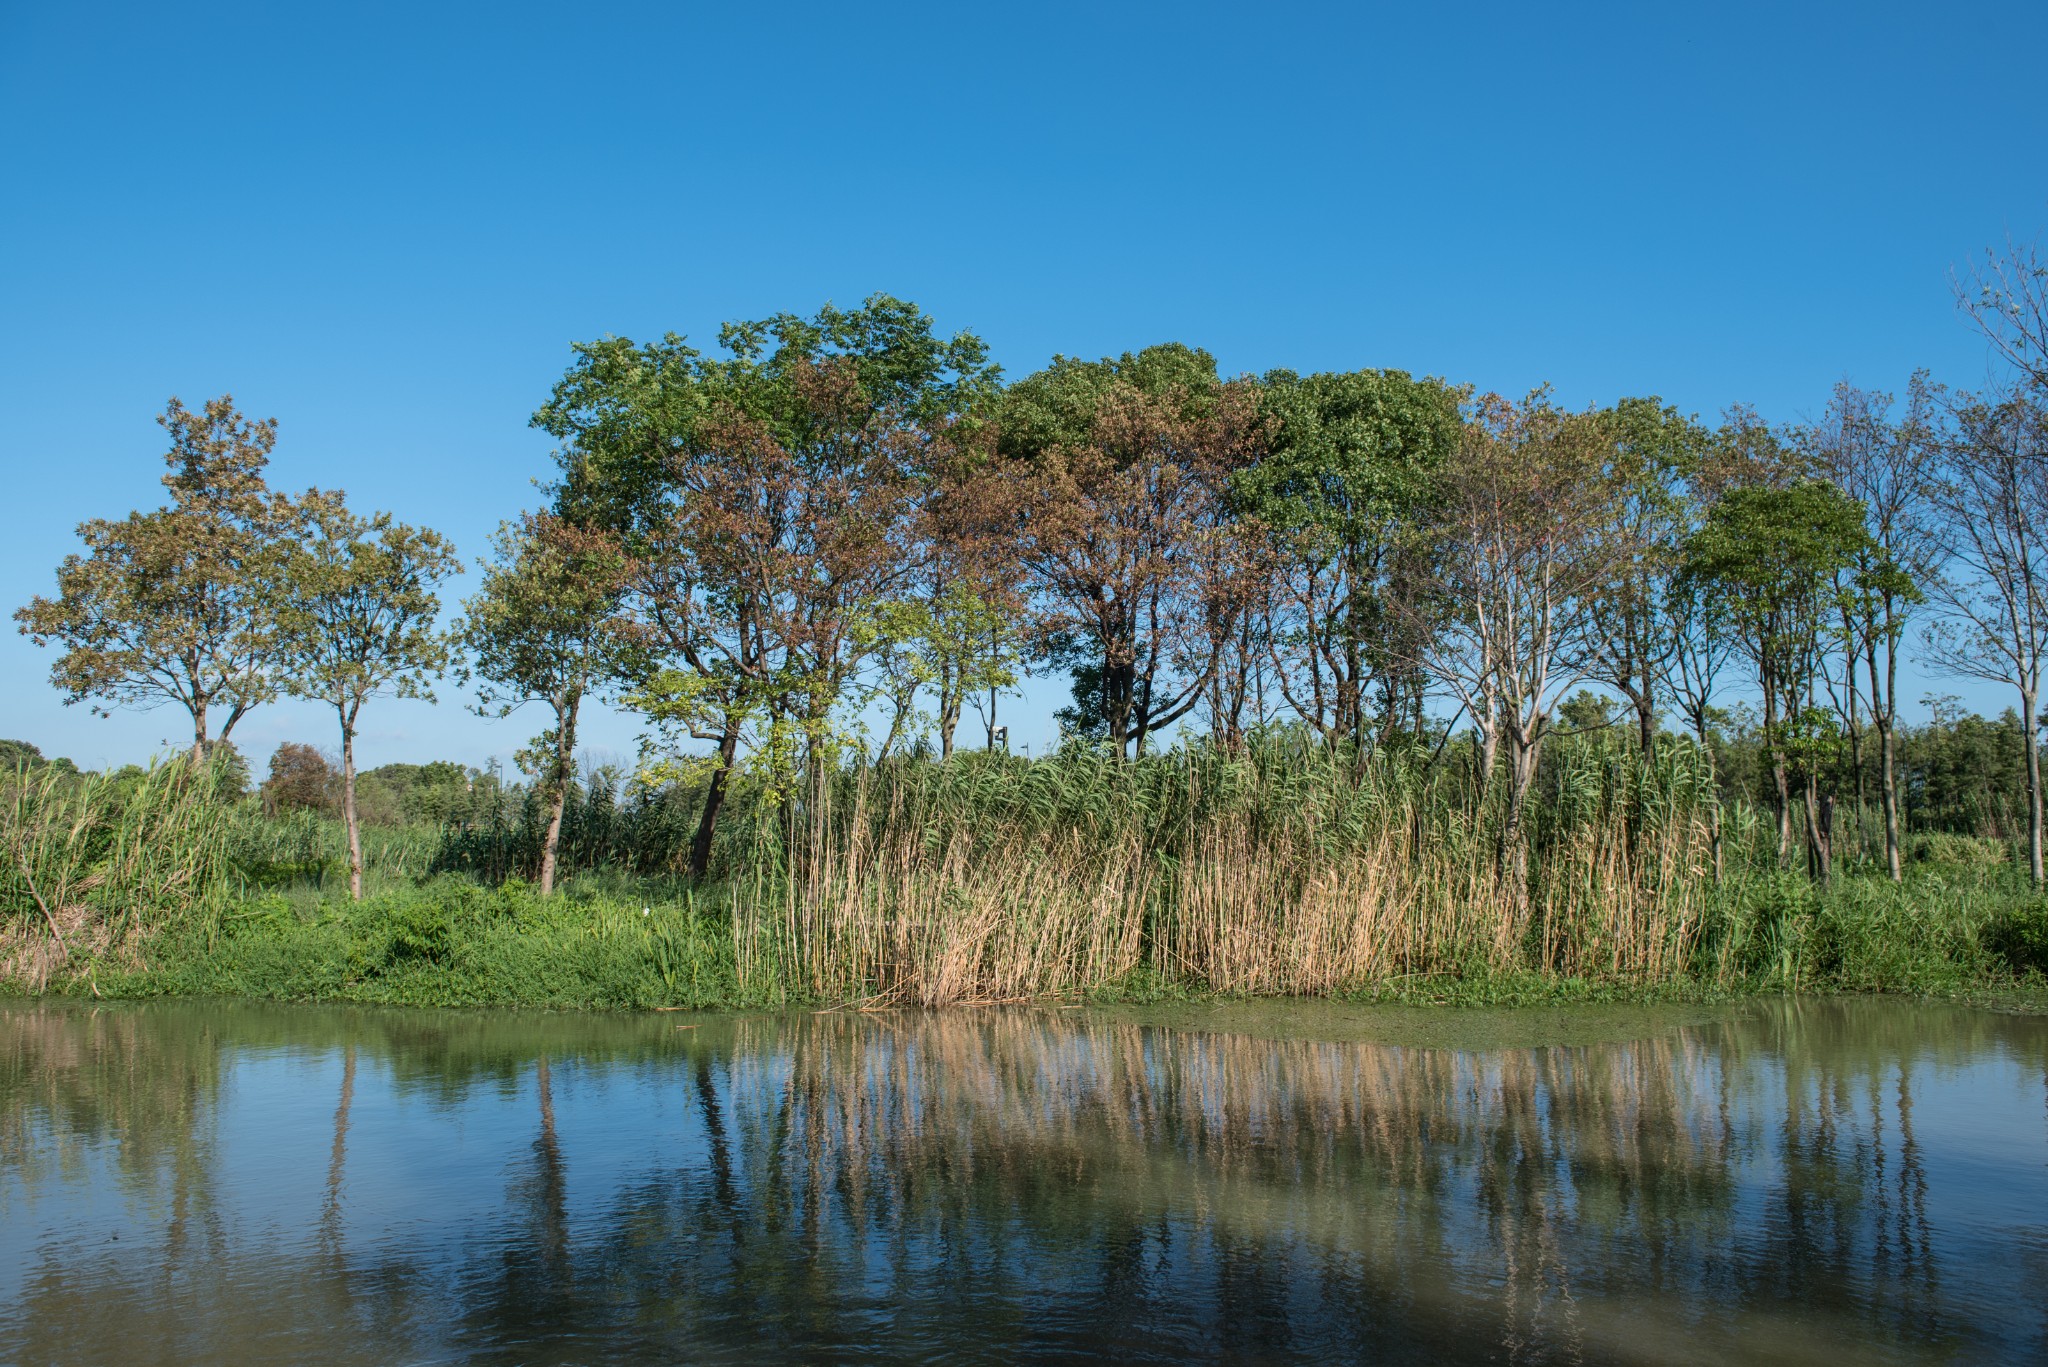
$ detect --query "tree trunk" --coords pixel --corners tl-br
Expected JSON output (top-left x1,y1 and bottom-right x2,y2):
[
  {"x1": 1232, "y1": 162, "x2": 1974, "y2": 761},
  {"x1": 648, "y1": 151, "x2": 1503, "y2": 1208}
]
[
  {"x1": 1499, "y1": 728, "x2": 1543, "y2": 913},
  {"x1": 689, "y1": 726, "x2": 741, "y2": 883},
  {"x1": 1103, "y1": 656, "x2": 1136, "y2": 759},
  {"x1": 2025, "y1": 683, "x2": 2044, "y2": 887},
  {"x1": 1801, "y1": 778, "x2": 1833, "y2": 886},
  {"x1": 1877, "y1": 717, "x2": 1902, "y2": 881},
  {"x1": 539, "y1": 690, "x2": 580, "y2": 897},
  {"x1": 938, "y1": 686, "x2": 960, "y2": 761},
  {"x1": 1476, "y1": 711, "x2": 1500, "y2": 801},
  {"x1": 190, "y1": 693, "x2": 209, "y2": 765},
  {"x1": 340, "y1": 710, "x2": 364, "y2": 900}
]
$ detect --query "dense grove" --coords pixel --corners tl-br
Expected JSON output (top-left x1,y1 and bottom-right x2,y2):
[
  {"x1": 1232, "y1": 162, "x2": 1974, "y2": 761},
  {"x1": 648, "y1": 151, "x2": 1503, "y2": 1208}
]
[{"x1": 6, "y1": 238, "x2": 2048, "y2": 1008}]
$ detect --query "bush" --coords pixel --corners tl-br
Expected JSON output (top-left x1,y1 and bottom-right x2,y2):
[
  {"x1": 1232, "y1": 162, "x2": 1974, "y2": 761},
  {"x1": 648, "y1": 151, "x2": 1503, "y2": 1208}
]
[
  {"x1": 1909, "y1": 832, "x2": 2012, "y2": 868},
  {"x1": 1985, "y1": 901, "x2": 2048, "y2": 976}
]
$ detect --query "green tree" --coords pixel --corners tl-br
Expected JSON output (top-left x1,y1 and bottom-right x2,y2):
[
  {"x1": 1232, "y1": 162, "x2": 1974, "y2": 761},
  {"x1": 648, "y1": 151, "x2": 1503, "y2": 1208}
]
[
  {"x1": 14, "y1": 397, "x2": 296, "y2": 760},
  {"x1": 1681, "y1": 477, "x2": 1871, "y2": 880},
  {"x1": 535, "y1": 295, "x2": 999, "y2": 877},
  {"x1": 458, "y1": 512, "x2": 632, "y2": 894},
  {"x1": 1586, "y1": 397, "x2": 1708, "y2": 757},
  {"x1": 271, "y1": 492, "x2": 460, "y2": 898},
  {"x1": 1236, "y1": 369, "x2": 1461, "y2": 748}
]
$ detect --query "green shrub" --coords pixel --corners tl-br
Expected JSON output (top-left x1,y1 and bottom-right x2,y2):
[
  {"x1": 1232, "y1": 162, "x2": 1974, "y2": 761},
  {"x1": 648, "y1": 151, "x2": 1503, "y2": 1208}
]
[
  {"x1": 1985, "y1": 901, "x2": 2048, "y2": 976},
  {"x1": 1909, "y1": 832, "x2": 2013, "y2": 868}
]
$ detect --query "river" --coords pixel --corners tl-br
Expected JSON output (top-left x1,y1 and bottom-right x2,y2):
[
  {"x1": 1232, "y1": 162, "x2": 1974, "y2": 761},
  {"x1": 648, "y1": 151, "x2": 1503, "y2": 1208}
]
[{"x1": 2, "y1": 997, "x2": 2043, "y2": 1364}]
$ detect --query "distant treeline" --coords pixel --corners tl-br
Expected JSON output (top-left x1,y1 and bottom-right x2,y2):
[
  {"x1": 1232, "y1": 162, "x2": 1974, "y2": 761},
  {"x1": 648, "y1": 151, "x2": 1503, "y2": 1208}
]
[{"x1": 14, "y1": 239, "x2": 2048, "y2": 902}]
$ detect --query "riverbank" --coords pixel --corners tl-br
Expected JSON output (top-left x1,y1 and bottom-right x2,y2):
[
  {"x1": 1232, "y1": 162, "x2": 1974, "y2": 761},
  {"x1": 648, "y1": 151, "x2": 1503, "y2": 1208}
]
[
  {"x1": 18, "y1": 863, "x2": 2047, "y2": 1015},
  {"x1": 8, "y1": 747, "x2": 2048, "y2": 1015}
]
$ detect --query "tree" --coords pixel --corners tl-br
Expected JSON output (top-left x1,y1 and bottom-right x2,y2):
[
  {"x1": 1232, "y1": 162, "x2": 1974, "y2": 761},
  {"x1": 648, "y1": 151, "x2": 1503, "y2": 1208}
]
[
  {"x1": 271, "y1": 492, "x2": 460, "y2": 899},
  {"x1": 1664, "y1": 539, "x2": 1736, "y2": 879},
  {"x1": 855, "y1": 579, "x2": 1021, "y2": 761},
  {"x1": 534, "y1": 296, "x2": 999, "y2": 878},
  {"x1": 1957, "y1": 234, "x2": 2048, "y2": 397},
  {"x1": 1681, "y1": 478, "x2": 1871, "y2": 881},
  {"x1": 459, "y1": 512, "x2": 632, "y2": 895},
  {"x1": 1000, "y1": 344, "x2": 1268, "y2": 758},
  {"x1": 1585, "y1": 397, "x2": 1707, "y2": 757},
  {"x1": 1803, "y1": 377, "x2": 1938, "y2": 879},
  {"x1": 1921, "y1": 388, "x2": 2048, "y2": 885},
  {"x1": 262, "y1": 742, "x2": 336, "y2": 816},
  {"x1": 1237, "y1": 369, "x2": 1461, "y2": 749},
  {"x1": 1410, "y1": 390, "x2": 1623, "y2": 896},
  {"x1": 15, "y1": 396, "x2": 295, "y2": 759}
]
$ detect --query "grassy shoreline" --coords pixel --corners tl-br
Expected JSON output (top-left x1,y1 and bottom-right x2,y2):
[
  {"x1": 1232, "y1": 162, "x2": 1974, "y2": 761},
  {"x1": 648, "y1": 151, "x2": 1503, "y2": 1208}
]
[
  {"x1": 22, "y1": 868, "x2": 2046, "y2": 1018},
  {"x1": 8, "y1": 744, "x2": 2048, "y2": 1017}
]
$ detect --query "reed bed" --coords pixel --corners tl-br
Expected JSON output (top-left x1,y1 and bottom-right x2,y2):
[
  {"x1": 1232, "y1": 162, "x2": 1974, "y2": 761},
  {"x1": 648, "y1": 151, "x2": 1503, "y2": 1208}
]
[
  {"x1": 0, "y1": 756, "x2": 238, "y2": 989},
  {"x1": 724, "y1": 733, "x2": 1745, "y2": 1005},
  {"x1": 7, "y1": 732, "x2": 2039, "y2": 1007}
]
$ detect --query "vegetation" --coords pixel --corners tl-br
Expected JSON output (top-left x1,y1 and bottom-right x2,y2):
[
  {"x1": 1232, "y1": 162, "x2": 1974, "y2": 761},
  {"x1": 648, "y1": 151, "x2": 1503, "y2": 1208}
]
[
  {"x1": 5, "y1": 236, "x2": 2048, "y2": 1012},
  {"x1": 1, "y1": 733, "x2": 2044, "y2": 1011}
]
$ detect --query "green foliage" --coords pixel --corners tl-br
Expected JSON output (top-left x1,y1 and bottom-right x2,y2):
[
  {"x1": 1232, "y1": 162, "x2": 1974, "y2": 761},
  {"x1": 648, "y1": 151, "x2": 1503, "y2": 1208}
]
[
  {"x1": 12, "y1": 398, "x2": 296, "y2": 758},
  {"x1": 1239, "y1": 367, "x2": 1459, "y2": 539},
  {"x1": 1, "y1": 753, "x2": 243, "y2": 985},
  {"x1": 0, "y1": 740, "x2": 77, "y2": 776},
  {"x1": 115, "y1": 874, "x2": 751, "y2": 1011},
  {"x1": 1682, "y1": 479, "x2": 1872, "y2": 684},
  {"x1": 1984, "y1": 900, "x2": 2048, "y2": 975}
]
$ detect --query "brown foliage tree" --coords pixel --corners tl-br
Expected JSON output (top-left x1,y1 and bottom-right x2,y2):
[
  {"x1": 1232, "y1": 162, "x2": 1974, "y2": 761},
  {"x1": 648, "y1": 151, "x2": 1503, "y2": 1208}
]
[
  {"x1": 261, "y1": 742, "x2": 336, "y2": 817},
  {"x1": 999, "y1": 345, "x2": 1269, "y2": 758}
]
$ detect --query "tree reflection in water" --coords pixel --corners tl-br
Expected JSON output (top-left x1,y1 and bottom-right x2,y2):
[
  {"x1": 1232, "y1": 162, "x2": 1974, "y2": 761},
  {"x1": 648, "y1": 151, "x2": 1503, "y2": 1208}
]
[{"x1": 0, "y1": 998, "x2": 2043, "y2": 1365}]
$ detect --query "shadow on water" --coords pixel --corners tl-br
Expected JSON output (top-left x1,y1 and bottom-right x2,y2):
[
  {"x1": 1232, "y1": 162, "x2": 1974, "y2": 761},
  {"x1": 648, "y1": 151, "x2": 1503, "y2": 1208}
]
[{"x1": 1, "y1": 996, "x2": 2045, "y2": 1364}]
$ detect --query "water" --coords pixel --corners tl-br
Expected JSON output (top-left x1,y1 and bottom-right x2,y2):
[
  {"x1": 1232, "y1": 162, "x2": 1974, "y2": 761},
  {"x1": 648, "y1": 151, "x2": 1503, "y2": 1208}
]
[{"x1": 2, "y1": 997, "x2": 2044, "y2": 1365}]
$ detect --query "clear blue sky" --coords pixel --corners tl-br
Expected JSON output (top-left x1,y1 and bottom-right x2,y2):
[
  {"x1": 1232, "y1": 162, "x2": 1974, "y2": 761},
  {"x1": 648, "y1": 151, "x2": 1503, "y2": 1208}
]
[{"x1": 3, "y1": 1, "x2": 2043, "y2": 773}]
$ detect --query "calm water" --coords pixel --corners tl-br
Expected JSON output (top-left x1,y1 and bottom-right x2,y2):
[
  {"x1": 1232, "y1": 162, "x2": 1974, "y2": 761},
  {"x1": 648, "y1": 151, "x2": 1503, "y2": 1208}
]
[{"x1": 2, "y1": 997, "x2": 2045, "y2": 1365}]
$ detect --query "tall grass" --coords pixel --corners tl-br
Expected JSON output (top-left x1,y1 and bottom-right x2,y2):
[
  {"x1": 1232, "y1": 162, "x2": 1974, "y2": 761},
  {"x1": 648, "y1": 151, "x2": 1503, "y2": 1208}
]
[
  {"x1": 720, "y1": 733, "x2": 1749, "y2": 1005},
  {"x1": 9, "y1": 733, "x2": 2044, "y2": 1009},
  {"x1": 1, "y1": 756, "x2": 239, "y2": 989}
]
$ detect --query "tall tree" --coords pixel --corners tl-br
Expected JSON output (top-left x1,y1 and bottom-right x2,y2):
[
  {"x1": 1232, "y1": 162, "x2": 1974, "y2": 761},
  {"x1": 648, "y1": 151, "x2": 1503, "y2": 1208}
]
[
  {"x1": 1000, "y1": 344, "x2": 1268, "y2": 758},
  {"x1": 15, "y1": 396, "x2": 295, "y2": 759},
  {"x1": 1410, "y1": 390, "x2": 1623, "y2": 896},
  {"x1": 1586, "y1": 397, "x2": 1707, "y2": 757},
  {"x1": 1804, "y1": 377, "x2": 1939, "y2": 879},
  {"x1": 1237, "y1": 369, "x2": 1461, "y2": 749},
  {"x1": 1921, "y1": 388, "x2": 2048, "y2": 885},
  {"x1": 1681, "y1": 479, "x2": 1870, "y2": 881},
  {"x1": 534, "y1": 296, "x2": 999, "y2": 877},
  {"x1": 459, "y1": 512, "x2": 632, "y2": 895},
  {"x1": 272, "y1": 493, "x2": 460, "y2": 899}
]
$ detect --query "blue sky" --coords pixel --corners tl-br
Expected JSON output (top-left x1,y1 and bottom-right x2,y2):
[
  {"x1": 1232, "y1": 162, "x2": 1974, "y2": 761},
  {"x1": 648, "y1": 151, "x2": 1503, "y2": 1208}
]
[{"x1": 2, "y1": 1, "x2": 2043, "y2": 773}]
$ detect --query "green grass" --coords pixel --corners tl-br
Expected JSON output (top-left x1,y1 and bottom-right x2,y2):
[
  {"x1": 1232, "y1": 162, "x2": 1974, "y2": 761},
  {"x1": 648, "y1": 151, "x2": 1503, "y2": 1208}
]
[
  {"x1": 39, "y1": 861, "x2": 2044, "y2": 1014},
  {"x1": 87, "y1": 874, "x2": 768, "y2": 1011}
]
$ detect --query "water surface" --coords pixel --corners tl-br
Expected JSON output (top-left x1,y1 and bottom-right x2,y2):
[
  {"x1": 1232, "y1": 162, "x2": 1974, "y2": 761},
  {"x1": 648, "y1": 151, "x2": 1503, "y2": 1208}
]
[{"x1": 2, "y1": 996, "x2": 2044, "y2": 1364}]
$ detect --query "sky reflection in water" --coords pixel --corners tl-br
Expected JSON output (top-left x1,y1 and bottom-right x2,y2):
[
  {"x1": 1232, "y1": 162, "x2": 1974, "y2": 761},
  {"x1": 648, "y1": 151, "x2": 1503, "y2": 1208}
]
[{"x1": 1, "y1": 997, "x2": 2044, "y2": 1365}]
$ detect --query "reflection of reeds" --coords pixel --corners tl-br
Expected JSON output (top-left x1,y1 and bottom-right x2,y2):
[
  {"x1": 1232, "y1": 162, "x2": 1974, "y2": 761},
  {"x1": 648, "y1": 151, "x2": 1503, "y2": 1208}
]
[{"x1": 3, "y1": 999, "x2": 2038, "y2": 1362}]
